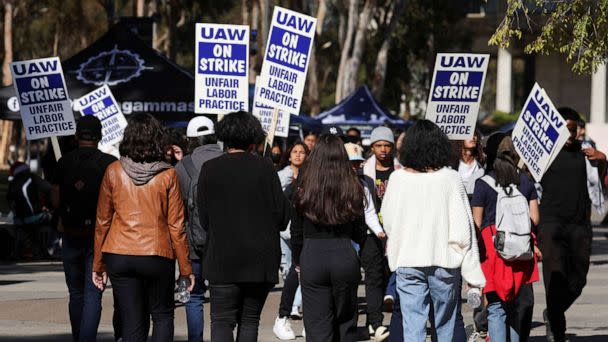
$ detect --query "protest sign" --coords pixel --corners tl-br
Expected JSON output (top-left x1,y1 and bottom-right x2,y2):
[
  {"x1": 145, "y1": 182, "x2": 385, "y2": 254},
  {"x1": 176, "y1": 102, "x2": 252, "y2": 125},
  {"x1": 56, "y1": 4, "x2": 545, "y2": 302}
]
[
  {"x1": 252, "y1": 78, "x2": 291, "y2": 138},
  {"x1": 254, "y1": 6, "x2": 316, "y2": 115},
  {"x1": 511, "y1": 83, "x2": 570, "y2": 182},
  {"x1": 10, "y1": 57, "x2": 76, "y2": 140},
  {"x1": 74, "y1": 85, "x2": 128, "y2": 151},
  {"x1": 425, "y1": 53, "x2": 489, "y2": 140},
  {"x1": 195, "y1": 23, "x2": 249, "y2": 114}
]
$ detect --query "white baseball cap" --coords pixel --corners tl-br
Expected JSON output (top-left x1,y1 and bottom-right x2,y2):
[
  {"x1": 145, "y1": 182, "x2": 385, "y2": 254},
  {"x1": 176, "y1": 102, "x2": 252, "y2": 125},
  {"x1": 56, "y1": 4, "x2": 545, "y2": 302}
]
[{"x1": 187, "y1": 116, "x2": 215, "y2": 137}]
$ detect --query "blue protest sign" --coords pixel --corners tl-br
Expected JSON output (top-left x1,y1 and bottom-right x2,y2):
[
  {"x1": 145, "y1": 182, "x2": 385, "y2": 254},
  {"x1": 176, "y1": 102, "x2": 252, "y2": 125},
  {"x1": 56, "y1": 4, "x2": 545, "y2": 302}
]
[
  {"x1": 74, "y1": 85, "x2": 128, "y2": 151},
  {"x1": 254, "y1": 6, "x2": 316, "y2": 114},
  {"x1": 10, "y1": 57, "x2": 76, "y2": 140},
  {"x1": 425, "y1": 53, "x2": 489, "y2": 139},
  {"x1": 511, "y1": 83, "x2": 570, "y2": 182},
  {"x1": 195, "y1": 24, "x2": 249, "y2": 115}
]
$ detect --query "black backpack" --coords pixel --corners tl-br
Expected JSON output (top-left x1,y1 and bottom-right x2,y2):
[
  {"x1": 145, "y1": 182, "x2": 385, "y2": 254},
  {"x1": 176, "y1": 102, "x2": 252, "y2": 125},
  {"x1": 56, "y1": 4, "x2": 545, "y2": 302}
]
[
  {"x1": 59, "y1": 150, "x2": 109, "y2": 230},
  {"x1": 182, "y1": 155, "x2": 207, "y2": 256}
]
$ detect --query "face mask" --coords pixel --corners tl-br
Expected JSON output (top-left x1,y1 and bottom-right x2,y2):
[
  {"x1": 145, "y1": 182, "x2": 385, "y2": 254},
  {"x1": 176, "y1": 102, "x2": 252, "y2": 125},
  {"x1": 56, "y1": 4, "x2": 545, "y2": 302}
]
[{"x1": 271, "y1": 153, "x2": 282, "y2": 164}]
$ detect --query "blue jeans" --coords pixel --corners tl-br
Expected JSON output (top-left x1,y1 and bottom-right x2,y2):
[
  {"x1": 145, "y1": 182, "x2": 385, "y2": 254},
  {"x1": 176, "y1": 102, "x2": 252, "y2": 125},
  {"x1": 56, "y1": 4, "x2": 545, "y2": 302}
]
[
  {"x1": 397, "y1": 267, "x2": 461, "y2": 342},
  {"x1": 487, "y1": 293, "x2": 520, "y2": 342},
  {"x1": 185, "y1": 259, "x2": 205, "y2": 342},
  {"x1": 62, "y1": 235, "x2": 102, "y2": 342},
  {"x1": 280, "y1": 237, "x2": 292, "y2": 277},
  {"x1": 387, "y1": 273, "x2": 403, "y2": 342}
]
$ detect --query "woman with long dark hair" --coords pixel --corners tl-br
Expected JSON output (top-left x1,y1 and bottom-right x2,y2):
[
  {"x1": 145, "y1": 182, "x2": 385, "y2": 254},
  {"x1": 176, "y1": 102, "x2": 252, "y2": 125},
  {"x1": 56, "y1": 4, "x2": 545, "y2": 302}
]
[
  {"x1": 471, "y1": 133, "x2": 541, "y2": 342},
  {"x1": 92, "y1": 113, "x2": 194, "y2": 341},
  {"x1": 291, "y1": 134, "x2": 367, "y2": 341},
  {"x1": 197, "y1": 111, "x2": 290, "y2": 342},
  {"x1": 381, "y1": 120, "x2": 485, "y2": 342},
  {"x1": 453, "y1": 129, "x2": 486, "y2": 199}
]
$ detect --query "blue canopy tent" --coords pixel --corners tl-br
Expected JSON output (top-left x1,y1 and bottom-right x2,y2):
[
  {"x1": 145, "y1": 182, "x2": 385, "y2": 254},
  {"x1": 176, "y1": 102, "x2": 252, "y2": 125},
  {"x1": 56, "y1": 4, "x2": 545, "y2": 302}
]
[{"x1": 315, "y1": 85, "x2": 412, "y2": 138}]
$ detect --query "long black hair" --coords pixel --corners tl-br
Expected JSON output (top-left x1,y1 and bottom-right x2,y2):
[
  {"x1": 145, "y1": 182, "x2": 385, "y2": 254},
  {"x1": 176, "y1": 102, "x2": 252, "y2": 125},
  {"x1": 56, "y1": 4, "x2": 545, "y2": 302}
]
[
  {"x1": 294, "y1": 134, "x2": 364, "y2": 225},
  {"x1": 485, "y1": 133, "x2": 519, "y2": 187},
  {"x1": 399, "y1": 120, "x2": 455, "y2": 172},
  {"x1": 119, "y1": 113, "x2": 168, "y2": 163}
]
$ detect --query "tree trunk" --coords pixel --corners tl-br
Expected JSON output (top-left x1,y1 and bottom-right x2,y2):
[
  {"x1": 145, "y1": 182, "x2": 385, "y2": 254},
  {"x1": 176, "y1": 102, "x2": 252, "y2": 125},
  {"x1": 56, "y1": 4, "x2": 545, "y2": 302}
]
[
  {"x1": 307, "y1": 44, "x2": 320, "y2": 115},
  {"x1": 335, "y1": 0, "x2": 347, "y2": 49},
  {"x1": 53, "y1": 22, "x2": 60, "y2": 56},
  {"x1": 136, "y1": 0, "x2": 145, "y2": 17},
  {"x1": 250, "y1": 1, "x2": 260, "y2": 83},
  {"x1": 259, "y1": 0, "x2": 270, "y2": 47},
  {"x1": 371, "y1": 0, "x2": 405, "y2": 99},
  {"x1": 242, "y1": 0, "x2": 250, "y2": 26},
  {"x1": 335, "y1": 0, "x2": 358, "y2": 103},
  {"x1": 165, "y1": 1, "x2": 178, "y2": 60},
  {"x1": 316, "y1": 0, "x2": 327, "y2": 35},
  {"x1": 343, "y1": 0, "x2": 376, "y2": 98},
  {"x1": 0, "y1": 2, "x2": 14, "y2": 168}
]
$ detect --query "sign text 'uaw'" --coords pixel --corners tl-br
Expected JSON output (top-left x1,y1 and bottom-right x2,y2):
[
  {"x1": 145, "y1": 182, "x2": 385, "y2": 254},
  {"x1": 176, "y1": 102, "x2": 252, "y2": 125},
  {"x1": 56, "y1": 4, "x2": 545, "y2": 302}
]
[
  {"x1": 195, "y1": 23, "x2": 249, "y2": 115},
  {"x1": 254, "y1": 7, "x2": 316, "y2": 115},
  {"x1": 74, "y1": 85, "x2": 128, "y2": 151},
  {"x1": 511, "y1": 83, "x2": 570, "y2": 182},
  {"x1": 10, "y1": 57, "x2": 76, "y2": 140},
  {"x1": 425, "y1": 53, "x2": 489, "y2": 140}
]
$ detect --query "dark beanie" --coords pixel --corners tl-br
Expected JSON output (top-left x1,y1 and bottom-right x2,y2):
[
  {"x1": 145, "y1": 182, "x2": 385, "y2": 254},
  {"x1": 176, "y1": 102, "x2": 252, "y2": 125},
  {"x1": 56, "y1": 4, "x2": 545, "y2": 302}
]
[{"x1": 76, "y1": 115, "x2": 102, "y2": 141}]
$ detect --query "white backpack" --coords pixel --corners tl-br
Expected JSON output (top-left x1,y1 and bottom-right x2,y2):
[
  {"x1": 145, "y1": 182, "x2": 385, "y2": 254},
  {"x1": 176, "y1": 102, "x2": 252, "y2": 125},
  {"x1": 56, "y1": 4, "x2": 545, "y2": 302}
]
[{"x1": 481, "y1": 175, "x2": 533, "y2": 261}]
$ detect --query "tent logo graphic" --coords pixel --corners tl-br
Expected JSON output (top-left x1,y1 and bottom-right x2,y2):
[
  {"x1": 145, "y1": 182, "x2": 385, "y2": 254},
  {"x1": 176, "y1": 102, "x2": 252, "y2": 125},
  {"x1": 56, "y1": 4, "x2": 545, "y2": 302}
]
[{"x1": 76, "y1": 45, "x2": 153, "y2": 86}]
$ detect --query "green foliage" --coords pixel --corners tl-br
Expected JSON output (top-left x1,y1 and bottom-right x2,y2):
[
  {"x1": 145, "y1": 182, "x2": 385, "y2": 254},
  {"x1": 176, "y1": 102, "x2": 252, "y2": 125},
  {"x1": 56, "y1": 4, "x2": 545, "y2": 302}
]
[
  {"x1": 490, "y1": 0, "x2": 608, "y2": 75},
  {"x1": 489, "y1": 110, "x2": 518, "y2": 126}
]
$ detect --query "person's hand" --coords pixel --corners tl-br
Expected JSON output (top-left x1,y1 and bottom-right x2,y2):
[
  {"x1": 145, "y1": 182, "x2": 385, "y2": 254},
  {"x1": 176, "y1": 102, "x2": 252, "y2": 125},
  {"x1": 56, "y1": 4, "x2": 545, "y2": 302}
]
[
  {"x1": 92, "y1": 271, "x2": 107, "y2": 291},
  {"x1": 171, "y1": 145, "x2": 184, "y2": 161},
  {"x1": 376, "y1": 231, "x2": 387, "y2": 240},
  {"x1": 187, "y1": 274, "x2": 196, "y2": 292},
  {"x1": 534, "y1": 245, "x2": 543, "y2": 262},
  {"x1": 583, "y1": 147, "x2": 607, "y2": 161}
]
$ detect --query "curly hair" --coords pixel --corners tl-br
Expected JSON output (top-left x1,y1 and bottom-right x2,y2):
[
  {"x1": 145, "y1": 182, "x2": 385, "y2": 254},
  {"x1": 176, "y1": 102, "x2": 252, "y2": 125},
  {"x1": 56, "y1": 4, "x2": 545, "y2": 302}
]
[
  {"x1": 216, "y1": 111, "x2": 265, "y2": 150},
  {"x1": 399, "y1": 120, "x2": 455, "y2": 172},
  {"x1": 119, "y1": 113, "x2": 168, "y2": 163},
  {"x1": 294, "y1": 134, "x2": 364, "y2": 225}
]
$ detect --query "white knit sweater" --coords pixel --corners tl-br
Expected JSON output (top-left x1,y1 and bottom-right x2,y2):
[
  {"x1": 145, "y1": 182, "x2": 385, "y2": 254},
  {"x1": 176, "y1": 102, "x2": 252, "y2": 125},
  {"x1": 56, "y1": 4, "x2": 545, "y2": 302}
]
[{"x1": 381, "y1": 167, "x2": 486, "y2": 287}]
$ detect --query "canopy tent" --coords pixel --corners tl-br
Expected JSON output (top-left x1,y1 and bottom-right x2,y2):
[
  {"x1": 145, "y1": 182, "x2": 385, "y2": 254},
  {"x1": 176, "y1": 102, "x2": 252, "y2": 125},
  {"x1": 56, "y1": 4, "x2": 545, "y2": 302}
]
[
  {"x1": 315, "y1": 85, "x2": 412, "y2": 137},
  {"x1": 0, "y1": 25, "x2": 196, "y2": 123}
]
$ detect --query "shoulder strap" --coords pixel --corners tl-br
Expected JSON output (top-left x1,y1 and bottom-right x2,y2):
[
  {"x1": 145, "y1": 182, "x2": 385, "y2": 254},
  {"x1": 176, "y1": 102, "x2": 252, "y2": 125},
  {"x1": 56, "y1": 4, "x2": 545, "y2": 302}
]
[
  {"x1": 480, "y1": 175, "x2": 502, "y2": 193},
  {"x1": 182, "y1": 155, "x2": 198, "y2": 181}
]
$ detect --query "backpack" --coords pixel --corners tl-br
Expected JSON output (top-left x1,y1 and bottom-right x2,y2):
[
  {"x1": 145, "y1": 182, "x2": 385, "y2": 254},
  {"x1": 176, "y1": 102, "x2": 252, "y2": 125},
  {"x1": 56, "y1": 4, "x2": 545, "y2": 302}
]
[
  {"x1": 481, "y1": 175, "x2": 533, "y2": 261},
  {"x1": 182, "y1": 155, "x2": 207, "y2": 256},
  {"x1": 60, "y1": 151, "x2": 108, "y2": 230}
]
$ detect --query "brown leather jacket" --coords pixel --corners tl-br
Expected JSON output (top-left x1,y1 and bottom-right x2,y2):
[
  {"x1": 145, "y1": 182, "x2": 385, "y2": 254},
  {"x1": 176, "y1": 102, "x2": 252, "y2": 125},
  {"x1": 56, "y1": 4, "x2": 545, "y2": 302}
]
[{"x1": 93, "y1": 161, "x2": 192, "y2": 276}]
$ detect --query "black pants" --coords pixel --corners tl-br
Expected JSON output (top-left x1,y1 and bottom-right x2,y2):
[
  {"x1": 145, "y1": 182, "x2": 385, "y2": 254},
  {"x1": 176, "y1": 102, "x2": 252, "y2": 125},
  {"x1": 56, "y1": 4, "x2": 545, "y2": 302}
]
[
  {"x1": 539, "y1": 220, "x2": 592, "y2": 340},
  {"x1": 301, "y1": 238, "x2": 361, "y2": 342},
  {"x1": 279, "y1": 264, "x2": 300, "y2": 318},
  {"x1": 209, "y1": 282, "x2": 274, "y2": 342},
  {"x1": 105, "y1": 253, "x2": 175, "y2": 342},
  {"x1": 360, "y1": 234, "x2": 389, "y2": 328}
]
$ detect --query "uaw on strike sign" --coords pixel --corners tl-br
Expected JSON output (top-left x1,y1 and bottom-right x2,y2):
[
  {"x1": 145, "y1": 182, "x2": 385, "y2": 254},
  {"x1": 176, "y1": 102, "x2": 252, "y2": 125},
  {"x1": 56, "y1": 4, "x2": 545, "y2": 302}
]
[
  {"x1": 512, "y1": 83, "x2": 569, "y2": 182},
  {"x1": 426, "y1": 53, "x2": 489, "y2": 140},
  {"x1": 74, "y1": 85, "x2": 128, "y2": 151},
  {"x1": 195, "y1": 24, "x2": 249, "y2": 114},
  {"x1": 10, "y1": 57, "x2": 76, "y2": 140},
  {"x1": 255, "y1": 7, "x2": 316, "y2": 115}
]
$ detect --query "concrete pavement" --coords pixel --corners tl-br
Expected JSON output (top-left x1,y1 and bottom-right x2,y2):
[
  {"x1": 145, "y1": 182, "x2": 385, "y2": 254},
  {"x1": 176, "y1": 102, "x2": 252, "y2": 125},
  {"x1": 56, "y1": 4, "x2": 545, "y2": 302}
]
[{"x1": 0, "y1": 227, "x2": 607, "y2": 341}]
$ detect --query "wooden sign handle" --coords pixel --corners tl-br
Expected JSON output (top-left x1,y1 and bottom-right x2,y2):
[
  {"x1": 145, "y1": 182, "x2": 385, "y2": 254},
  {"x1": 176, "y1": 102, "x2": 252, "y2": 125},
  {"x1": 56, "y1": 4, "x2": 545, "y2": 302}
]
[{"x1": 51, "y1": 136, "x2": 62, "y2": 161}]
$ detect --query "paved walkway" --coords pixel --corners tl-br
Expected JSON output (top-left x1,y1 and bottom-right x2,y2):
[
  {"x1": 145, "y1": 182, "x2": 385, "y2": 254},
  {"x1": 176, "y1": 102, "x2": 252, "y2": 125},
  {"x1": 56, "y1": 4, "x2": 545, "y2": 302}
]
[{"x1": 0, "y1": 227, "x2": 606, "y2": 341}]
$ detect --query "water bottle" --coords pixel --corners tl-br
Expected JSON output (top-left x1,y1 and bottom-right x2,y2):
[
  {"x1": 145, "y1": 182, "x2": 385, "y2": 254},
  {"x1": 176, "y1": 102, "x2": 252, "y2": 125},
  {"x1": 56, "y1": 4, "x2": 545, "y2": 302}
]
[
  {"x1": 177, "y1": 278, "x2": 191, "y2": 304},
  {"x1": 467, "y1": 287, "x2": 481, "y2": 309}
]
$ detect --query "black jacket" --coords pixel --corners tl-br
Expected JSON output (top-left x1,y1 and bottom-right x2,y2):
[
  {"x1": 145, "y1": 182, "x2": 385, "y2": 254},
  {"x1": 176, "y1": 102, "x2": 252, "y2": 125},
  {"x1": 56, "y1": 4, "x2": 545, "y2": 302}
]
[{"x1": 197, "y1": 152, "x2": 290, "y2": 283}]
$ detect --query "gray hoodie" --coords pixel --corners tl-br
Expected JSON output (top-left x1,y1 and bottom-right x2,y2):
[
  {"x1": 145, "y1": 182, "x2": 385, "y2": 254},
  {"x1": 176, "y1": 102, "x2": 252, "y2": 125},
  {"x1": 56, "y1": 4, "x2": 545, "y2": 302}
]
[{"x1": 175, "y1": 144, "x2": 224, "y2": 260}]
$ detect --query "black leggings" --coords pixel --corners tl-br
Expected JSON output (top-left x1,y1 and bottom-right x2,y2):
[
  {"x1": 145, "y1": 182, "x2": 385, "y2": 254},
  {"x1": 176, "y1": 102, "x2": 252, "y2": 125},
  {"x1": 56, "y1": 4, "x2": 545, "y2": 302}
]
[
  {"x1": 278, "y1": 264, "x2": 300, "y2": 318},
  {"x1": 105, "y1": 253, "x2": 176, "y2": 342}
]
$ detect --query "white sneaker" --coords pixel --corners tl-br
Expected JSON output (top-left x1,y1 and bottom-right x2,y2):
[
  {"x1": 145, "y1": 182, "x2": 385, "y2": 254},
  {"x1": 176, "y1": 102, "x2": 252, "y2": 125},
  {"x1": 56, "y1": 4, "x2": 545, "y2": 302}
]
[
  {"x1": 290, "y1": 305, "x2": 302, "y2": 319},
  {"x1": 467, "y1": 331, "x2": 480, "y2": 342},
  {"x1": 273, "y1": 316, "x2": 296, "y2": 340},
  {"x1": 302, "y1": 327, "x2": 306, "y2": 337},
  {"x1": 372, "y1": 326, "x2": 390, "y2": 341}
]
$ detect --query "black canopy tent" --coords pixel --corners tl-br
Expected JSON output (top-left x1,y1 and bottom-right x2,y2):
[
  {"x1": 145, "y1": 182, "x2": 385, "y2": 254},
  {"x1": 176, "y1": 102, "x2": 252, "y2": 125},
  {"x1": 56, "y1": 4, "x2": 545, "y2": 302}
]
[{"x1": 0, "y1": 25, "x2": 196, "y2": 123}]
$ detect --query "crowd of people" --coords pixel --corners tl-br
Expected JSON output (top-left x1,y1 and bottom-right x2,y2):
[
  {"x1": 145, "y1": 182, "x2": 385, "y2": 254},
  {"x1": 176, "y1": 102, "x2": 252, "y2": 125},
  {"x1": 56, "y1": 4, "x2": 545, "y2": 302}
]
[{"x1": 5, "y1": 106, "x2": 606, "y2": 342}]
